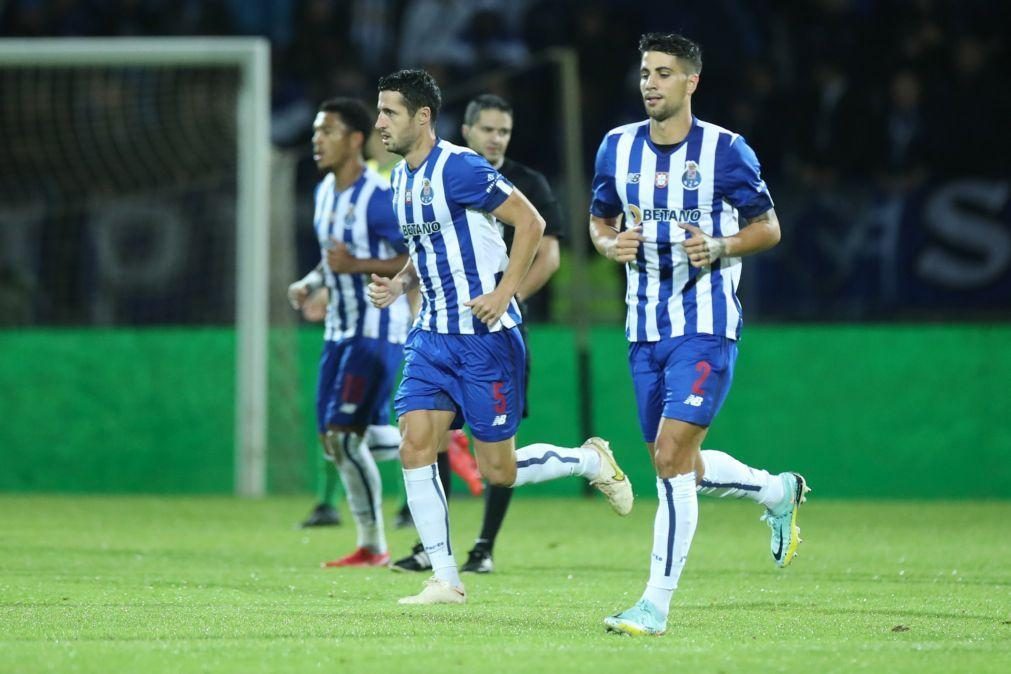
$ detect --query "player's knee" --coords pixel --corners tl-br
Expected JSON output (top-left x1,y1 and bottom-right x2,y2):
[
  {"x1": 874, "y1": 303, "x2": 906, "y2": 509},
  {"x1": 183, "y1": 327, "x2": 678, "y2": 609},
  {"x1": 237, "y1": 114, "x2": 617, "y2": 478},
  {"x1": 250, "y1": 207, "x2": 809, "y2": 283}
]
[
  {"x1": 324, "y1": 430, "x2": 348, "y2": 461},
  {"x1": 399, "y1": 433, "x2": 431, "y2": 463},
  {"x1": 485, "y1": 467, "x2": 515, "y2": 487},
  {"x1": 476, "y1": 456, "x2": 515, "y2": 487},
  {"x1": 653, "y1": 437, "x2": 696, "y2": 477}
]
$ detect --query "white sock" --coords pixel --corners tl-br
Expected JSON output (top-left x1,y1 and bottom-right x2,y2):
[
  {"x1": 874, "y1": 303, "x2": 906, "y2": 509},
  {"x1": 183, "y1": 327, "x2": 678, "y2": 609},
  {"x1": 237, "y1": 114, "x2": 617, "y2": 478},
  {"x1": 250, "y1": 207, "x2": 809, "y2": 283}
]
[
  {"x1": 331, "y1": 432, "x2": 386, "y2": 554},
  {"x1": 641, "y1": 473, "x2": 698, "y2": 617},
  {"x1": 697, "y1": 449, "x2": 784, "y2": 509},
  {"x1": 364, "y1": 424, "x2": 401, "y2": 462},
  {"x1": 403, "y1": 463, "x2": 460, "y2": 587},
  {"x1": 511, "y1": 443, "x2": 601, "y2": 487}
]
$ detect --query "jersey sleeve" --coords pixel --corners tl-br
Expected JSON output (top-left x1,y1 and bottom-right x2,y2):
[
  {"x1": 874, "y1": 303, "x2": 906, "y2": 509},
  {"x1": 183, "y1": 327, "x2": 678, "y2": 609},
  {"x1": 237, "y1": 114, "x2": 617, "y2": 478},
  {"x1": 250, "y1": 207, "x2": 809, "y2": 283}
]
[
  {"x1": 367, "y1": 186, "x2": 408, "y2": 254},
  {"x1": 444, "y1": 152, "x2": 514, "y2": 212},
  {"x1": 589, "y1": 134, "x2": 623, "y2": 218},
  {"x1": 716, "y1": 135, "x2": 774, "y2": 219},
  {"x1": 524, "y1": 171, "x2": 565, "y2": 239}
]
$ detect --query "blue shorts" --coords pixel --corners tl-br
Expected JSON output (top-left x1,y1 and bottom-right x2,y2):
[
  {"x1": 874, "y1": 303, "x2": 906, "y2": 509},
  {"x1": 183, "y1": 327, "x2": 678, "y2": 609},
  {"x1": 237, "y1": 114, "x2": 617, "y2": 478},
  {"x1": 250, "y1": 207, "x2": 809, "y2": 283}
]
[
  {"x1": 394, "y1": 327, "x2": 526, "y2": 442},
  {"x1": 628, "y1": 334, "x2": 738, "y2": 441},
  {"x1": 316, "y1": 337, "x2": 404, "y2": 433}
]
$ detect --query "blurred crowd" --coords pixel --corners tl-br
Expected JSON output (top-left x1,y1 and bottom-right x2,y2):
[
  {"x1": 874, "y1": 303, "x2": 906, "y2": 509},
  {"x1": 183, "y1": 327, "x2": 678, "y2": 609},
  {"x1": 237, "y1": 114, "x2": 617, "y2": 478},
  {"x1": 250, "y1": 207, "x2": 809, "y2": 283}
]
[
  {"x1": 3, "y1": 0, "x2": 1009, "y2": 325},
  {"x1": 4, "y1": 0, "x2": 1008, "y2": 193}
]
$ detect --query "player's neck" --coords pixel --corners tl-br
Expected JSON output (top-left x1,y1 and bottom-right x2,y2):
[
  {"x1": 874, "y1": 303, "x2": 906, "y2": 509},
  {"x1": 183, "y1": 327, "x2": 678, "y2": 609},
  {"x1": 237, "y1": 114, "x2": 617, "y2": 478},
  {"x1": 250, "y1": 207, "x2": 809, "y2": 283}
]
[
  {"x1": 649, "y1": 107, "x2": 693, "y2": 145},
  {"x1": 404, "y1": 131, "x2": 437, "y2": 171},
  {"x1": 333, "y1": 158, "x2": 365, "y2": 191}
]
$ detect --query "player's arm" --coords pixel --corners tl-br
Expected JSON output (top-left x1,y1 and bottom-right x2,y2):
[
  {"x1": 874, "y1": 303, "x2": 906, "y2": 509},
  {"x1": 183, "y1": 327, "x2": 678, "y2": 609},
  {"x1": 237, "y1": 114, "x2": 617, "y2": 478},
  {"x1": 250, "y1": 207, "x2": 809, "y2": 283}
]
[
  {"x1": 680, "y1": 208, "x2": 780, "y2": 268},
  {"x1": 301, "y1": 287, "x2": 329, "y2": 322},
  {"x1": 588, "y1": 133, "x2": 642, "y2": 263},
  {"x1": 682, "y1": 135, "x2": 780, "y2": 268},
  {"x1": 368, "y1": 257, "x2": 419, "y2": 309},
  {"x1": 466, "y1": 189, "x2": 545, "y2": 325},
  {"x1": 287, "y1": 261, "x2": 326, "y2": 310},
  {"x1": 515, "y1": 234, "x2": 559, "y2": 302},
  {"x1": 324, "y1": 238, "x2": 408, "y2": 277},
  {"x1": 515, "y1": 174, "x2": 562, "y2": 301},
  {"x1": 590, "y1": 215, "x2": 644, "y2": 263}
]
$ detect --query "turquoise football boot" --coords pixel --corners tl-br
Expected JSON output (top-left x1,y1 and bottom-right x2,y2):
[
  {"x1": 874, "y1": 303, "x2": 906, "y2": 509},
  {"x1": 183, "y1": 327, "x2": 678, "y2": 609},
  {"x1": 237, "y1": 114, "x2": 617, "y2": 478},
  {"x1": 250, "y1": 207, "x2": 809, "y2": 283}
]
[
  {"x1": 761, "y1": 472, "x2": 810, "y2": 567},
  {"x1": 604, "y1": 599, "x2": 667, "y2": 636}
]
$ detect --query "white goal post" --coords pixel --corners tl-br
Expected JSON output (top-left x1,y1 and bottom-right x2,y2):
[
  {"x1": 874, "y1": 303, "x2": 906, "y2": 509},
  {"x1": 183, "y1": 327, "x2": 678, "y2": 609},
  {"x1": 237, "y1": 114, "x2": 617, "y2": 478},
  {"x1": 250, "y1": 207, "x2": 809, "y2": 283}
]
[{"x1": 0, "y1": 38, "x2": 271, "y2": 497}]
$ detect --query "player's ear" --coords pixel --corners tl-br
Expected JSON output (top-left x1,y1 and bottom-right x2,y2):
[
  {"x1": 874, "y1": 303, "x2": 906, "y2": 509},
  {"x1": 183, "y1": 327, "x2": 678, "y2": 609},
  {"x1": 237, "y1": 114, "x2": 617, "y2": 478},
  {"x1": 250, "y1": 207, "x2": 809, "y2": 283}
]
[
  {"x1": 416, "y1": 105, "x2": 432, "y2": 127},
  {"x1": 352, "y1": 130, "x2": 366, "y2": 152},
  {"x1": 687, "y1": 73, "x2": 700, "y2": 95}
]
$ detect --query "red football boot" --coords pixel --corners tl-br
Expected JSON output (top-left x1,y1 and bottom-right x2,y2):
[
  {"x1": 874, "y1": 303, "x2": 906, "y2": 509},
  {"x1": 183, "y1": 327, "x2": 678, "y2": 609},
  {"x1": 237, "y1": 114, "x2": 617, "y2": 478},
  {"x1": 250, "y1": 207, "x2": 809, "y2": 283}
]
[
  {"x1": 447, "y1": 430, "x2": 484, "y2": 496},
  {"x1": 322, "y1": 547, "x2": 391, "y2": 568}
]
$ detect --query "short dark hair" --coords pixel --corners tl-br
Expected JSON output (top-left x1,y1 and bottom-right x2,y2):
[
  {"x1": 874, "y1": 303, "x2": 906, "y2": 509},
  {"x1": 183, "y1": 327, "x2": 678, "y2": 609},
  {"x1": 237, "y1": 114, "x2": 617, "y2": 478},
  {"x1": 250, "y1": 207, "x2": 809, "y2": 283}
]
[
  {"x1": 318, "y1": 97, "x2": 374, "y2": 140},
  {"x1": 463, "y1": 94, "x2": 513, "y2": 126},
  {"x1": 377, "y1": 69, "x2": 442, "y2": 121},
  {"x1": 638, "y1": 32, "x2": 703, "y2": 74}
]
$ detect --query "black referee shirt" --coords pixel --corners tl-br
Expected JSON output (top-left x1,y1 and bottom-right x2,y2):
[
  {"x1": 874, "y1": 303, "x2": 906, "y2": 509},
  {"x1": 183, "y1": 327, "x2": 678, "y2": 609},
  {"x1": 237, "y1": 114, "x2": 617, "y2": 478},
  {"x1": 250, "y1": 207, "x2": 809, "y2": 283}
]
[
  {"x1": 496, "y1": 157, "x2": 564, "y2": 324},
  {"x1": 497, "y1": 157, "x2": 565, "y2": 251}
]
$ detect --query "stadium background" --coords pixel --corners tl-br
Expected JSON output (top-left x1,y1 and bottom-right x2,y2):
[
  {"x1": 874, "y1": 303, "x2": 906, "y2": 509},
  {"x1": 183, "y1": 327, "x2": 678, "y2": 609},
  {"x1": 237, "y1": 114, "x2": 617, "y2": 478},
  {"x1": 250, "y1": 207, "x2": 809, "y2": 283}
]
[{"x1": 1, "y1": 0, "x2": 1009, "y2": 500}]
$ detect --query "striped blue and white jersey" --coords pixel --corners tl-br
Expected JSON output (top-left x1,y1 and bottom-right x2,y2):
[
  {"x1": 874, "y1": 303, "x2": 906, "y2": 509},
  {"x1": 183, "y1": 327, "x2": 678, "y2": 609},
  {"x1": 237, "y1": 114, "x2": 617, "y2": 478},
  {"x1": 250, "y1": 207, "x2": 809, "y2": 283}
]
[
  {"x1": 591, "y1": 117, "x2": 774, "y2": 342},
  {"x1": 313, "y1": 168, "x2": 411, "y2": 344},
  {"x1": 390, "y1": 138, "x2": 522, "y2": 334}
]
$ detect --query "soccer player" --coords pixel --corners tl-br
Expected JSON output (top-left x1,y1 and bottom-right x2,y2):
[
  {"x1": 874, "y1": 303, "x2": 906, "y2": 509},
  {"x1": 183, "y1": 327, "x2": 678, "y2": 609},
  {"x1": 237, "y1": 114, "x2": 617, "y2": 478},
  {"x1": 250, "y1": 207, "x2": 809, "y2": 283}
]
[
  {"x1": 589, "y1": 33, "x2": 809, "y2": 636},
  {"x1": 390, "y1": 94, "x2": 565, "y2": 574},
  {"x1": 288, "y1": 97, "x2": 411, "y2": 567},
  {"x1": 369, "y1": 69, "x2": 632, "y2": 605}
]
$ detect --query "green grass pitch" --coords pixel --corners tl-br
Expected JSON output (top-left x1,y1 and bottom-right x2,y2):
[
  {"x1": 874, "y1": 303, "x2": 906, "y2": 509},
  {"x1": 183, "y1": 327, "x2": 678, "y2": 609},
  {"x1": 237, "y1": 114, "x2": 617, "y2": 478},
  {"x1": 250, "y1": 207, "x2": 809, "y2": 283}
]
[{"x1": 1, "y1": 495, "x2": 1009, "y2": 673}]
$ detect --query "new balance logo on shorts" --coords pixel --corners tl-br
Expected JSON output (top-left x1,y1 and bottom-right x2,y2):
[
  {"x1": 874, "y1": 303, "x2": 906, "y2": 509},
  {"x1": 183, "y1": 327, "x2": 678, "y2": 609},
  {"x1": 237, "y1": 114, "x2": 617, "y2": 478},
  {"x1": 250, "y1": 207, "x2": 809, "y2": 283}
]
[
  {"x1": 683, "y1": 394, "x2": 704, "y2": 407},
  {"x1": 492, "y1": 414, "x2": 508, "y2": 427}
]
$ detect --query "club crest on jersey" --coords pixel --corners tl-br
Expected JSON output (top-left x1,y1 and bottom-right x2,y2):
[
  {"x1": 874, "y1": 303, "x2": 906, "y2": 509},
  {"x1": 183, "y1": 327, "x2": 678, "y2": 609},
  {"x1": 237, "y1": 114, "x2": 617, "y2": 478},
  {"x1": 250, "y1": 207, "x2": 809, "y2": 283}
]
[
  {"x1": 682, "y1": 161, "x2": 701, "y2": 190},
  {"x1": 627, "y1": 172, "x2": 641, "y2": 184},
  {"x1": 654, "y1": 172, "x2": 669, "y2": 189},
  {"x1": 419, "y1": 178, "x2": 434, "y2": 205}
]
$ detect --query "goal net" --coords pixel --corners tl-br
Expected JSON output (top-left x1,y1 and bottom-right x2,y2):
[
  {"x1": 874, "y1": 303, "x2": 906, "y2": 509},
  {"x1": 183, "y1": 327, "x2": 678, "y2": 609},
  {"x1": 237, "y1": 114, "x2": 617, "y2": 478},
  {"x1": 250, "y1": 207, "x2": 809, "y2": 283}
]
[{"x1": 0, "y1": 39, "x2": 276, "y2": 496}]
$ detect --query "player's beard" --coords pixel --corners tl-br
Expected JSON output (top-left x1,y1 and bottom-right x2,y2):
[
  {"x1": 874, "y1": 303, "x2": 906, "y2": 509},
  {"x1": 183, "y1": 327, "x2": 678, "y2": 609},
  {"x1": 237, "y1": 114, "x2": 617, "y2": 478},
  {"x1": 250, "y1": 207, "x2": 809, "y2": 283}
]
[
  {"x1": 385, "y1": 129, "x2": 415, "y2": 157},
  {"x1": 645, "y1": 99, "x2": 680, "y2": 123}
]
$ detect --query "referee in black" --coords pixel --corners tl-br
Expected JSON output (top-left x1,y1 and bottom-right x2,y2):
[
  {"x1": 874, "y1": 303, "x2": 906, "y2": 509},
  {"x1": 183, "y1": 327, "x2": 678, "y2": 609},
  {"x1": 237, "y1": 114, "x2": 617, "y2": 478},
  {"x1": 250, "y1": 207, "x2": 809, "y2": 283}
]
[{"x1": 458, "y1": 94, "x2": 564, "y2": 573}]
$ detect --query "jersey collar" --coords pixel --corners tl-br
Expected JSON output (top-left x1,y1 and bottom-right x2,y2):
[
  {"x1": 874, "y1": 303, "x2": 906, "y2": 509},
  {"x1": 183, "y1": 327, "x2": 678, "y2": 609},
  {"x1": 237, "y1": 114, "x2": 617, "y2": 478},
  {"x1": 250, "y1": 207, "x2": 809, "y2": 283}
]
[{"x1": 644, "y1": 115, "x2": 698, "y2": 155}]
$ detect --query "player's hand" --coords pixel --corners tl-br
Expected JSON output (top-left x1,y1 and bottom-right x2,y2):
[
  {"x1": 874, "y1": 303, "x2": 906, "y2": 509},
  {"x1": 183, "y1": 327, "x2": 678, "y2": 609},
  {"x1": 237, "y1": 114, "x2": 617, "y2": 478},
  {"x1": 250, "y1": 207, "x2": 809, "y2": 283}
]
[
  {"x1": 608, "y1": 225, "x2": 644, "y2": 263},
  {"x1": 679, "y1": 223, "x2": 726, "y2": 268},
  {"x1": 287, "y1": 281, "x2": 310, "y2": 310},
  {"x1": 301, "y1": 287, "x2": 329, "y2": 322},
  {"x1": 325, "y1": 239, "x2": 358, "y2": 274},
  {"x1": 465, "y1": 288, "x2": 511, "y2": 326},
  {"x1": 368, "y1": 274, "x2": 403, "y2": 309}
]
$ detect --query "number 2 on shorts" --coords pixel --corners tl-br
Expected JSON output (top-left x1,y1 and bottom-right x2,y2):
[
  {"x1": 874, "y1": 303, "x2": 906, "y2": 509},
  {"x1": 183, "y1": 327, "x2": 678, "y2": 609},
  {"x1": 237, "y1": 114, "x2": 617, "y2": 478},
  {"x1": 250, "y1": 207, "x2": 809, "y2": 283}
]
[{"x1": 691, "y1": 361, "x2": 712, "y2": 395}]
